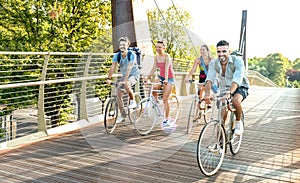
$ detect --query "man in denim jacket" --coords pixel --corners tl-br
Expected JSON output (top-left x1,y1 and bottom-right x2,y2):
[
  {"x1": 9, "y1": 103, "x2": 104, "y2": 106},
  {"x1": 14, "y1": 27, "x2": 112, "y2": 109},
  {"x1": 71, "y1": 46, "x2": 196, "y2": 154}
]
[{"x1": 203, "y1": 40, "x2": 250, "y2": 135}]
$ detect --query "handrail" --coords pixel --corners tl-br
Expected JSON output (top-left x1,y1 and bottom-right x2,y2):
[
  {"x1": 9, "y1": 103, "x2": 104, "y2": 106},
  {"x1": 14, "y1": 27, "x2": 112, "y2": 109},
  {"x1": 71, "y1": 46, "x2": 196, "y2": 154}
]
[{"x1": 0, "y1": 51, "x2": 278, "y2": 149}]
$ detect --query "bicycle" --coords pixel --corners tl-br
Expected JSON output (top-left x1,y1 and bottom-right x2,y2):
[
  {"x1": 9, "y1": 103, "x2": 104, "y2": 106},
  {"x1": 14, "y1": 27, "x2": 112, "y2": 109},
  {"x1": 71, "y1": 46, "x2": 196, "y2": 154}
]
[
  {"x1": 133, "y1": 81, "x2": 179, "y2": 135},
  {"x1": 196, "y1": 95, "x2": 244, "y2": 176},
  {"x1": 104, "y1": 81, "x2": 142, "y2": 134},
  {"x1": 187, "y1": 80, "x2": 213, "y2": 134}
]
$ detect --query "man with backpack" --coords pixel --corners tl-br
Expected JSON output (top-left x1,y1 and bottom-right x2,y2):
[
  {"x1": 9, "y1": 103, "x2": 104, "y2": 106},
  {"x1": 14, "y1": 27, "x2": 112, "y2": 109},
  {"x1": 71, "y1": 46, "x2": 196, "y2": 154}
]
[
  {"x1": 106, "y1": 36, "x2": 140, "y2": 123},
  {"x1": 203, "y1": 40, "x2": 250, "y2": 136}
]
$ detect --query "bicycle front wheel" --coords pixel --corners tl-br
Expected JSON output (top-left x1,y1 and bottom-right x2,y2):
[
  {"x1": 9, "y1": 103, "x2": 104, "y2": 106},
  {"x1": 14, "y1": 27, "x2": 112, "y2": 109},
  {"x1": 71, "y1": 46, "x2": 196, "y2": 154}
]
[
  {"x1": 104, "y1": 98, "x2": 118, "y2": 134},
  {"x1": 134, "y1": 98, "x2": 157, "y2": 135},
  {"x1": 229, "y1": 111, "x2": 244, "y2": 155},
  {"x1": 187, "y1": 98, "x2": 198, "y2": 134},
  {"x1": 197, "y1": 120, "x2": 226, "y2": 176},
  {"x1": 168, "y1": 94, "x2": 179, "y2": 122}
]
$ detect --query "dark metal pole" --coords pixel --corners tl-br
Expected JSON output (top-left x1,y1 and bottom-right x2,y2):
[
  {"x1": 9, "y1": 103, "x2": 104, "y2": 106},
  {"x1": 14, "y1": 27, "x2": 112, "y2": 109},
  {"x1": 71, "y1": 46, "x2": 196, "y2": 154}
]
[
  {"x1": 239, "y1": 10, "x2": 247, "y2": 69},
  {"x1": 111, "y1": 0, "x2": 137, "y2": 52}
]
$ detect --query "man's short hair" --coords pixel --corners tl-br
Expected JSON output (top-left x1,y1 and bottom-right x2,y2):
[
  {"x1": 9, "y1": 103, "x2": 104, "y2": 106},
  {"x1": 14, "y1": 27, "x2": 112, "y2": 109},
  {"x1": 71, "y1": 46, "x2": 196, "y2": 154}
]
[
  {"x1": 118, "y1": 37, "x2": 130, "y2": 45},
  {"x1": 216, "y1": 40, "x2": 229, "y2": 47}
]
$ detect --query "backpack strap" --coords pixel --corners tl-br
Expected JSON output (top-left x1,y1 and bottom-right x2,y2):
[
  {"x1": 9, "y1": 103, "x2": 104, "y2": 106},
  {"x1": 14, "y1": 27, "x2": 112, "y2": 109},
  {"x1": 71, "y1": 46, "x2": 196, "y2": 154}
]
[{"x1": 117, "y1": 50, "x2": 132, "y2": 64}]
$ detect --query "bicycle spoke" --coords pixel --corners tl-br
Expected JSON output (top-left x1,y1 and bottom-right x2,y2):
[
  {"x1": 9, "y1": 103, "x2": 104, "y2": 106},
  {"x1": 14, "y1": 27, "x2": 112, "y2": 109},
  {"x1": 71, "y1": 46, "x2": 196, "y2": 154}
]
[
  {"x1": 197, "y1": 121, "x2": 225, "y2": 176},
  {"x1": 134, "y1": 99, "x2": 157, "y2": 135},
  {"x1": 104, "y1": 98, "x2": 118, "y2": 134},
  {"x1": 168, "y1": 94, "x2": 179, "y2": 122},
  {"x1": 229, "y1": 111, "x2": 244, "y2": 155}
]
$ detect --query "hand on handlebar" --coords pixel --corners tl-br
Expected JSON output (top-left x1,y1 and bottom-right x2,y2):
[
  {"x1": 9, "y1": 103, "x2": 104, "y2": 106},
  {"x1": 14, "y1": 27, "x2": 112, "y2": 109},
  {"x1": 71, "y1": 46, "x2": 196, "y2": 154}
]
[
  {"x1": 163, "y1": 80, "x2": 168, "y2": 85},
  {"x1": 203, "y1": 94, "x2": 212, "y2": 105}
]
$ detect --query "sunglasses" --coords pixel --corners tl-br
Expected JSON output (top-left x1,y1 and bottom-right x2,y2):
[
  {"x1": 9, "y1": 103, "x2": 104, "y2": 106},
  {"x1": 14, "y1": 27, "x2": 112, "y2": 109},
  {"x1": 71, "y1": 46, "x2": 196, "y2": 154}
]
[
  {"x1": 217, "y1": 50, "x2": 227, "y2": 53},
  {"x1": 157, "y1": 40, "x2": 166, "y2": 46}
]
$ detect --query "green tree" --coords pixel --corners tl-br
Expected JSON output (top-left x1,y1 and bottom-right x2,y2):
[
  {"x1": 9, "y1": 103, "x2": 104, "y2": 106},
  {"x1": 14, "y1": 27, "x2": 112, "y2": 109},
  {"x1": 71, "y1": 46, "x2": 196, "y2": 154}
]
[
  {"x1": 147, "y1": 5, "x2": 196, "y2": 60},
  {"x1": 248, "y1": 53, "x2": 294, "y2": 87},
  {"x1": 0, "y1": 0, "x2": 111, "y2": 52},
  {"x1": 0, "y1": 0, "x2": 112, "y2": 126}
]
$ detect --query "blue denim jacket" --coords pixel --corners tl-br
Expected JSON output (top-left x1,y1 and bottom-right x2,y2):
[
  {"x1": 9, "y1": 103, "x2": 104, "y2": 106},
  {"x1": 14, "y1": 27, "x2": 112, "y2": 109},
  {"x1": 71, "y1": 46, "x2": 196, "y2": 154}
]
[{"x1": 205, "y1": 55, "x2": 250, "y2": 95}]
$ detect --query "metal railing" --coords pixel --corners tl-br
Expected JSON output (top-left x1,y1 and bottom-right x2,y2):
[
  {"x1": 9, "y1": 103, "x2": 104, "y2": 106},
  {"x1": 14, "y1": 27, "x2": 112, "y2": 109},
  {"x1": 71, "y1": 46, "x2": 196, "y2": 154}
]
[
  {"x1": 247, "y1": 70, "x2": 278, "y2": 87},
  {"x1": 0, "y1": 51, "x2": 276, "y2": 148},
  {"x1": 0, "y1": 52, "x2": 115, "y2": 146}
]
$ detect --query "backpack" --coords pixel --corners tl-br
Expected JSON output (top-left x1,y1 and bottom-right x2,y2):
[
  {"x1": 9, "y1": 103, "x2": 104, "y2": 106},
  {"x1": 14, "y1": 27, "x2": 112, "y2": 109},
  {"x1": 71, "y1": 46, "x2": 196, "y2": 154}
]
[{"x1": 117, "y1": 47, "x2": 142, "y2": 69}]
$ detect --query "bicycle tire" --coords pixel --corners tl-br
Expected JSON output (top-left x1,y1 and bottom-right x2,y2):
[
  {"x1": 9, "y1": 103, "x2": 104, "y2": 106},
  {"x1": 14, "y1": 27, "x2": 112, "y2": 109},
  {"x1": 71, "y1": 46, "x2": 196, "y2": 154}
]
[
  {"x1": 229, "y1": 111, "x2": 244, "y2": 155},
  {"x1": 104, "y1": 98, "x2": 118, "y2": 134},
  {"x1": 134, "y1": 98, "x2": 157, "y2": 135},
  {"x1": 197, "y1": 120, "x2": 226, "y2": 176},
  {"x1": 187, "y1": 98, "x2": 197, "y2": 134},
  {"x1": 128, "y1": 93, "x2": 142, "y2": 123},
  {"x1": 168, "y1": 94, "x2": 179, "y2": 123}
]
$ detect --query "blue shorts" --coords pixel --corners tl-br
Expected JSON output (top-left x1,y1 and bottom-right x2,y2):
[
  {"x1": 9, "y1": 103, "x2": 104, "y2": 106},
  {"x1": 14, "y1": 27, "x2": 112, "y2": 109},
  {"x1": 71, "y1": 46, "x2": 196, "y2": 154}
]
[
  {"x1": 158, "y1": 76, "x2": 175, "y2": 85},
  {"x1": 233, "y1": 86, "x2": 249, "y2": 101}
]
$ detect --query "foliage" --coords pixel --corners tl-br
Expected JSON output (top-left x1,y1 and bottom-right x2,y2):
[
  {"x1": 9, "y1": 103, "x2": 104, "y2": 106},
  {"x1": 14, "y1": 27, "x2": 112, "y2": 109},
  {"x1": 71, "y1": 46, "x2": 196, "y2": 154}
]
[
  {"x1": 0, "y1": 0, "x2": 112, "y2": 126},
  {"x1": 0, "y1": 0, "x2": 111, "y2": 52},
  {"x1": 248, "y1": 53, "x2": 299, "y2": 87},
  {"x1": 147, "y1": 5, "x2": 196, "y2": 61}
]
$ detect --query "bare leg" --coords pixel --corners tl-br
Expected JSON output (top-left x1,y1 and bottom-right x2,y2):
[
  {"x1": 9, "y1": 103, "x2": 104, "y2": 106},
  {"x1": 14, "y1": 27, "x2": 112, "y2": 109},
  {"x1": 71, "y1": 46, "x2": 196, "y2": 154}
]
[
  {"x1": 162, "y1": 83, "x2": 172, "y2": 119},
  {"x1": 124, "y1": 80, "x2": 134, "y2": 100},
  {"x1": 232, "y1": 93, "x2": 243, "y2": 121},
  {"x1": 117, "y1": 90, "x2": 125, "y2": 114}
]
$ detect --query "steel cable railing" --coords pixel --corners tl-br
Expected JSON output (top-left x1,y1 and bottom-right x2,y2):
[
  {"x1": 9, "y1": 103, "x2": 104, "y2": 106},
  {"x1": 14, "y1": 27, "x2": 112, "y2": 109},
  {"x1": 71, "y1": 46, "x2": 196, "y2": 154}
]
[{"x1": 0, "y1": 51, "x2": 275, "y2": 147}]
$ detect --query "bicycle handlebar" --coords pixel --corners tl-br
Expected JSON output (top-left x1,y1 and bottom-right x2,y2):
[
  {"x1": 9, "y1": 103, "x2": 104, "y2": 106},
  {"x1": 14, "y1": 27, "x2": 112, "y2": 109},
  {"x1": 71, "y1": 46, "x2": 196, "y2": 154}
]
[{"x1": 209, "y1": 95, "x2": 236, "y2": 112}]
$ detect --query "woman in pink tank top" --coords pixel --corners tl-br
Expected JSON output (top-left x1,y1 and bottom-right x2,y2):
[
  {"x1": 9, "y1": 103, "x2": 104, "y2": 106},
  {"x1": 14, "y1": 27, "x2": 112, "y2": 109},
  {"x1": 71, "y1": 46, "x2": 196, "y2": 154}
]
[{"x1": 147, "y1": 40, "x2": 175, "y2": 126}]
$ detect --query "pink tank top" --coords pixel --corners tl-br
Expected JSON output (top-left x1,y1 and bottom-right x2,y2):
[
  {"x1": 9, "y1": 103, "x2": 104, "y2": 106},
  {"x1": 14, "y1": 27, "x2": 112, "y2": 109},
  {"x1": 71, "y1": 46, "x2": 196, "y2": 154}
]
[{"x1": 157, "y1": 62, "x2": 174, "y2": 79}]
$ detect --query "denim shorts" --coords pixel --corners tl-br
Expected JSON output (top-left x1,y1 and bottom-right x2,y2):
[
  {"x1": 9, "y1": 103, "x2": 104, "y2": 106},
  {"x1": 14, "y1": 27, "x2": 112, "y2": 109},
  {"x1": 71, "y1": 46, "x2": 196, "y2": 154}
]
[
  {"x1": 233, "y1": 86, "x2": 249, "y2": 100},
  {"x1": 121, "y1": 74, "x2": 139, "y2": 86},
  {"x1": 158, "y1": 75, "x2": 175, "y2": 85}
]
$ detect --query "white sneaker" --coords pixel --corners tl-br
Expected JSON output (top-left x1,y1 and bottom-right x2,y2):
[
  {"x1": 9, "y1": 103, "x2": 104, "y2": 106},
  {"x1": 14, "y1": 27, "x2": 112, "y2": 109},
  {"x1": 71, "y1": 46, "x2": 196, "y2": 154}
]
[
  {"x1": 128, "y1": 100, "x2": 137, "y2": 109},
  {"x1": 234, "y1": 121, "x2": 244, "y2": 136},
  {"x1": 162, "y1": 119, "x2": 173, "y2": 127},
  {"x1": 116, "y1": 115, "x2": 125, "y2": 123}
]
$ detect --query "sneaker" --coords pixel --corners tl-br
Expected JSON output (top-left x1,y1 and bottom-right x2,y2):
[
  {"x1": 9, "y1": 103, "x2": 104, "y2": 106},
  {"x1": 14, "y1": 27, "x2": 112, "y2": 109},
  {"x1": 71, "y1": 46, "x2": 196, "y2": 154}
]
[
  {"x1": 208, "y1": 144, "x2": 223, "y2": 155},
  {"x1": 116, "y1": 114, "x2": 125, "y2": 123},
  {"x1": 234, "y1": 121, "x2": 244, "y2": 136},
  {"x1": 162, "y1": 119, "x2": 170, "y2": 126},
  {"x1": 128, "y1": 100, "x2": 137, "y2": 109},
  {"x1": 162, "y1": 119, "x2": 173, "y2": 127}
]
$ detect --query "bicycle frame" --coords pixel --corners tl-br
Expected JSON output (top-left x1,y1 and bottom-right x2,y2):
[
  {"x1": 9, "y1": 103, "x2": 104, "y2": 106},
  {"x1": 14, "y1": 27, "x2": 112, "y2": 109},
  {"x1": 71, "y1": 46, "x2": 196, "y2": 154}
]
[
  {"x1": 110, "y1": 81, "x2": 132, "y2": 110},
  {"x1": 144, "y1": 82, "x2": 164, "y2": 117}
]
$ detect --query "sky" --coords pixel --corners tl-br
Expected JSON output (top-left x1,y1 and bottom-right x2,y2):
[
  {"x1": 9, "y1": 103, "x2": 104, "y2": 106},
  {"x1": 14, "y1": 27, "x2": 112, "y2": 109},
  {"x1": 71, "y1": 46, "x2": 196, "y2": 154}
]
[{"x1": 146, "y1": 0, "x2": 299, "y2": 61}]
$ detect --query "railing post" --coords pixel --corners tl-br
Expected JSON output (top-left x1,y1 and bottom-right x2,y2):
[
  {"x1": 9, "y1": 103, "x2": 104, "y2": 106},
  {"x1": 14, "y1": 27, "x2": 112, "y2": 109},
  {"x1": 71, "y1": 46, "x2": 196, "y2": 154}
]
[
  {"x1": 79, "y1": 54, "x2": 92, "y2": 120},
  {"x1": 189, "y1": 74, "x2": 196, "y2": 95},
  {"x1": 37, "y1": 53, "x2": 50, "y2": 132},
  {"x1": 179, "y1": 73, "x2": 187, "y2": 96}
]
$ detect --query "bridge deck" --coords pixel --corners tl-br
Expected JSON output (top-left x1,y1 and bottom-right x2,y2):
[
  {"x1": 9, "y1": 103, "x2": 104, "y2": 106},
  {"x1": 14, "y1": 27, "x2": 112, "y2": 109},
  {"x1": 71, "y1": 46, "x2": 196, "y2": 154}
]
[{"x1": 0, "y1": 86, "x2": 299, "y2": 183}]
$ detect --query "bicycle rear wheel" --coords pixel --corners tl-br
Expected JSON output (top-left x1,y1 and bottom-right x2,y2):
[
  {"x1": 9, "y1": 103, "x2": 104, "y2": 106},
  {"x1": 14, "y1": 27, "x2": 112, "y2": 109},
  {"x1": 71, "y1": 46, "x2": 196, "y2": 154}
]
[
  {"x1": 197, "y1": 120, "x2": 226, "y2": 176},
  {"x1": 187, "y1": 98, "x2": 198, "y2": 134},
  {"x1": 104, "y1": 98, "x2": 118, "y2": 134},
  {"x1": 134, "y1": 98, "x2": 157, "y2": 135},
  {"x1": 229, "y1": 111, "x2": 244, "y2": 155},
  {"x1": 168, "y1": 94, "x2": 179, "y2": 122}
]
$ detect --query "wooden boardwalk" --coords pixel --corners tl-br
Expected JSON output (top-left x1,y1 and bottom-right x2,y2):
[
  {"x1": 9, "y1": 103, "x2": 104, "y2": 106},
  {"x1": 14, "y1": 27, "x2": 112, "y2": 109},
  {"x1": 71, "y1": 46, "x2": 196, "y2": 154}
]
[{"x1": 0, "y1": 86, "x2": 299, "y2": 183}]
